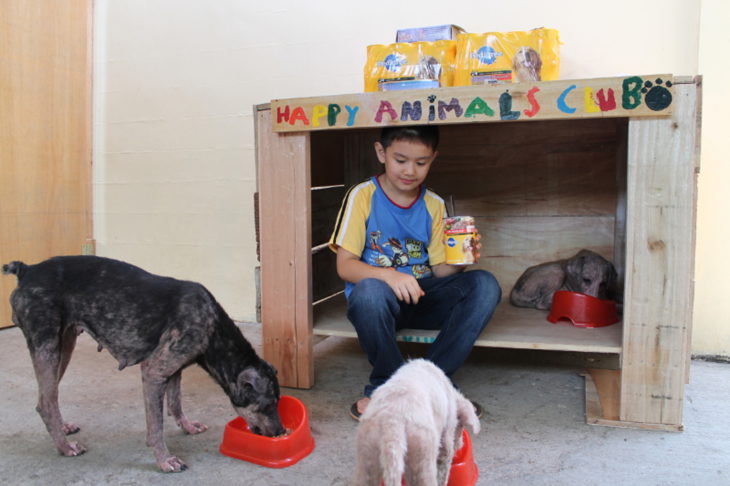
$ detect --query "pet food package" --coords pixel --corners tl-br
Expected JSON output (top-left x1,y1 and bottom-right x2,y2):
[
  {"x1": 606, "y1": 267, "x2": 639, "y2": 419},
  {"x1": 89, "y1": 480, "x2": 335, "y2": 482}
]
[
  {"x1": 396, "y1": 24, "x2": 465, "y2": 43},
  {"x1": 443, "y1": 216, "x2": 477, "y2": 265},
  {"x1": 453, "y1": 28, "x2": 560, "y2": 85},
  {"x1": 364, "y1": 40, "x2": 457, "y2": 92}
]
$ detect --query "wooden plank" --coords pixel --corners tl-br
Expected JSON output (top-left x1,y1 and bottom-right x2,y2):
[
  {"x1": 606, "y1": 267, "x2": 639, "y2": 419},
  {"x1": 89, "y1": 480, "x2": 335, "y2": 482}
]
[
  {"x1": 586, "y1": 369, "x2": 621, "y2": 421},
  {"x1": 684, "y1": 76, "x2": 702, "y2": 385},
  {"x1": 311, "y1": 131, "x2": 345, "y2": 187},
  {"x1": 584, "y1": 370, "x2": 607, "y2": 424},
  {"x1": 613, "y1": 119, "x2": 629, "y2": 286},
  {"x1": 620, "y1": 81, "x2": 699, "y2": 426},
  {"x1": 431, "y1": 119, "x2": 622, "y2": 218},
  {"x1": 313, "y1": 295, "x2": 622, "y2": 354},
  {"x1": 293, "y1": 129, "x2": 314, "y2": 389},
  {"x1": 0, "y1": 0, "x2": 93, "y2": 327},
  {"x1": 343, "y1": 129, "x2": 382, "y2": 185},
  {"x1": 311, "y1": 186, "x2": 345, "y2": 247},
  {"x1": 271, "y1": 75, "x2": 675, "y2": 132},
  {"x1": 583, "y1": 371, "x2": 682, "y2": 432},
  {"x1": 257, "y1": 109, "x2": 313, "y2": 388},
  {"x1": 312, "y1": 246, "x2": 340, "y2": 303}
]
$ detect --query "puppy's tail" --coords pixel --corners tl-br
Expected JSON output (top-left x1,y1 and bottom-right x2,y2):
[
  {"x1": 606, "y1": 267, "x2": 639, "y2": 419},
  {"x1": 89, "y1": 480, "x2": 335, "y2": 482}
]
[
  {"x1": 2, "y1": 261, "x2": 27, "y2": 280},
  {"x1": 380, "y1": 419, "x2": 406, "y2": 486},
  {"x1": 457, "y1": 394, "x2": 481, "y2": 436}
]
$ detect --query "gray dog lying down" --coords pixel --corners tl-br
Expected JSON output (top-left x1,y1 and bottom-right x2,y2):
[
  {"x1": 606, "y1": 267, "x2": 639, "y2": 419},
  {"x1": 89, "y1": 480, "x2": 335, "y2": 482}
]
[
  {"x1": 510, "y1": 249, "x2": 620, "y2": 310},
  {"x1": 354, "y1": 359, "x2": 480, "y2": 486},
  {"x1": 2, "y1": 255, "x2": 284, "y2": 473}
]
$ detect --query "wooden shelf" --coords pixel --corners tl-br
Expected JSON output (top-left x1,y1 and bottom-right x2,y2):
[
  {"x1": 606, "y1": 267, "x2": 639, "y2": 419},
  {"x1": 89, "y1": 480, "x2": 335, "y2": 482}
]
[{"x1": 313, "y1": 293, "x2": 622, "y2": 354}]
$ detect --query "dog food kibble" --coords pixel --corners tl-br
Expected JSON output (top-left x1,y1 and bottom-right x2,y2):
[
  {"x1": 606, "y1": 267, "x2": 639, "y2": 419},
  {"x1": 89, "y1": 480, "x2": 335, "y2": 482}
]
[{"x1": 274, "y1": 428, "x2": 292, "y2": 438}]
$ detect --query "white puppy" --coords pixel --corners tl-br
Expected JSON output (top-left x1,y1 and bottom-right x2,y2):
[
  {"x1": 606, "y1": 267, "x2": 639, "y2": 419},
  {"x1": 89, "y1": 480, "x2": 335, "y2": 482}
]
[{"x1": 353, "y1": 359, "x2": 480, "y2": 486}]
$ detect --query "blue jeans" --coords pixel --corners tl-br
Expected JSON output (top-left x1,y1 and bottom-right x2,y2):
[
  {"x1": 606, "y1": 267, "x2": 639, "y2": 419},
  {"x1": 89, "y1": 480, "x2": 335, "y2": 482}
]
[{"x1": 346, "y1": 270, "x2": 501, "y2": 397}]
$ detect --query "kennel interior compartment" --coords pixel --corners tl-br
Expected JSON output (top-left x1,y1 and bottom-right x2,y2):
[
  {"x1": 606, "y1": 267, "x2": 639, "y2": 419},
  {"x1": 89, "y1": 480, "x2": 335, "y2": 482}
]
[
  {"x1": 256, "y1": 76, "x2": 701, "y2": 430},
  {"x1": 308, "y1": 118, "x2": 626, "y2": 356}
]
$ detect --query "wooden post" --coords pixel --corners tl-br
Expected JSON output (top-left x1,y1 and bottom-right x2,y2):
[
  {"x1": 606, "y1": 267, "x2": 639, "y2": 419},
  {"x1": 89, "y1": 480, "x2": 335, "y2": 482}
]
[
  {"x1": 256, "y1": 108, "x2": 314, "y2": 388},
  {"x1": 620, "y1": 77, "x2": 700, "y2": 428}
]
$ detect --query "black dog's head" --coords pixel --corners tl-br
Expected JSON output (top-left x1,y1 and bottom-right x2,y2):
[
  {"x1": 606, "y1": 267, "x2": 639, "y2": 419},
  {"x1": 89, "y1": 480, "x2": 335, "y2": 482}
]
[
  {"x1": 565, "y1": 250, "x2": 618, "y2": 300},
  {"x1": 231, "y1": 361, "x2": 285, "y2": 437}
]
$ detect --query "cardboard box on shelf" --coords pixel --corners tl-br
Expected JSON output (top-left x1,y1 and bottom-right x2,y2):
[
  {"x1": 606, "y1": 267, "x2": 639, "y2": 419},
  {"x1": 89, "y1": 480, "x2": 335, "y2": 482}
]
[{"x1": 396, "y1": 24, "x2": 465, "y2": 43}]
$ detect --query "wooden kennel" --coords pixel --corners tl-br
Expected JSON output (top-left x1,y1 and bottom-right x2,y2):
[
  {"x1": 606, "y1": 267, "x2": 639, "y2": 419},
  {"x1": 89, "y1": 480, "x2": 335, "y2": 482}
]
[{"x1": 256, "y1": 75, "x2": 701, "y2": 430}]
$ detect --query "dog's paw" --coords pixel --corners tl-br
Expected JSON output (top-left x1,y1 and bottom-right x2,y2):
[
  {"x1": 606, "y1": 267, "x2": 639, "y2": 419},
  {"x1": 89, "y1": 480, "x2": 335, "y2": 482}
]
[
  {"x1": 158, "y1": 455, "x2": 188, "y2": 473},
  {"x1": 60, "y1": 441, "x2": 87, "y2": 457},
  {"x1": 62, "y1": 422, "x2": 81, "y2": 435},
  {"x1": 177, "y1": 418, "x2": 208, "y2": 435}
]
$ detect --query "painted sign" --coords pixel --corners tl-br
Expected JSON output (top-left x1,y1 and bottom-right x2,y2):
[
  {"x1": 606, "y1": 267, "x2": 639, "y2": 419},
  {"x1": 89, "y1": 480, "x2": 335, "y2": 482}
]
[{"x1": 271, "y1": 75, "x2": 674, "y2": 132}]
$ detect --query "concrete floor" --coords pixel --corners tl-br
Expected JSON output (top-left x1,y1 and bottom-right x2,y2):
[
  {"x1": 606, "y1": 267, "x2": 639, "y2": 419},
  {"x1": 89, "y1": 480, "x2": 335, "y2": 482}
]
[{"x1": 1, "y1": 322, "x2": 728, "y2": 486}]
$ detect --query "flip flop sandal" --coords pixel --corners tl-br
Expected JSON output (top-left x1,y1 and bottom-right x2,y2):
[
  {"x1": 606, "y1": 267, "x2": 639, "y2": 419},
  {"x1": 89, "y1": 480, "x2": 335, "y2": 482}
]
[{"x1": 350, "y1": 401, "x2": 362, "y2": 422}]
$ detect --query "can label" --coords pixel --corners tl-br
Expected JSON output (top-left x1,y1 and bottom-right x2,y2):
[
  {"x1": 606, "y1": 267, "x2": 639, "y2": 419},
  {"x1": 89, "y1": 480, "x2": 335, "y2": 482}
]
[{"x1": 443, "y1": 216, "x2": 477, "y2": 265}]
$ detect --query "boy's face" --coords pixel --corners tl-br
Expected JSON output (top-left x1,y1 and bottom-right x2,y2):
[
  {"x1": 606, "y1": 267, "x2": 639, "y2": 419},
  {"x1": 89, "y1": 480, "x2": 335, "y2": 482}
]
[{"x1": 374, "y1": 139, "x2": 437, "y2": 198}]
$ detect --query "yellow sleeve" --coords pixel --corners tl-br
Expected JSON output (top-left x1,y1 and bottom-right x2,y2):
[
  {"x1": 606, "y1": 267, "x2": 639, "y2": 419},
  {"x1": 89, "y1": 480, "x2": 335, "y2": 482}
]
[
  {"x1": 425, "y1": 190, "x2": 447, "y2": 265},
  {"x1": 328, "y1": 181, "x2": 375, "y2": 257}
]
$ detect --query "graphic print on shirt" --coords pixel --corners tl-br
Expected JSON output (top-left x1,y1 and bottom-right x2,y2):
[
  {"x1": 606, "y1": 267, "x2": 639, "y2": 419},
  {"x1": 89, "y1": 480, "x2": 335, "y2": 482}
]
[
  {"x1": 384, "y1": 238, "x2": 410, "y2": 267},
  {"x1": 369, "y1": 230, "x2": 383, "y2": 252},
  {"x1": 405, "y1": 238, "x2": 424, "y2": 259},
  {"x1": 375, "y1": 253, "x2": 394, "y2": 267},
  {"x1": 412, "y1": 264, "x2": 430, "y2": 278}
]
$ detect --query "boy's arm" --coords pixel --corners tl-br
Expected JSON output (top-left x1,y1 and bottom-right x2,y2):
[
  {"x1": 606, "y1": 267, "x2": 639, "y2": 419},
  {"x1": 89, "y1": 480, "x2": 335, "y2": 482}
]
[
  {"x1": 431, "y1": 263, "x2": 466, "y2": 278},
  {"x1": 336, "y1": 247, "x2": 425, "y2": 304}
]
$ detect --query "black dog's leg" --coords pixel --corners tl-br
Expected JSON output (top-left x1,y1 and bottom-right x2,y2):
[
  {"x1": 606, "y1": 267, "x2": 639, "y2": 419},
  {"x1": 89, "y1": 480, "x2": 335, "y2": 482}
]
[
  {"x1": 141, "y1": 361, "x2": 187, "y2": 473},
  {"x1": 30, "y1": 341, "x2": 86, "y2": 457},
  {"x1": 57, "y1": 327, "x2": 80, "y2": 435},
  {"x1": 166, "y1": 370, "x2": 208, "y2": 435}
]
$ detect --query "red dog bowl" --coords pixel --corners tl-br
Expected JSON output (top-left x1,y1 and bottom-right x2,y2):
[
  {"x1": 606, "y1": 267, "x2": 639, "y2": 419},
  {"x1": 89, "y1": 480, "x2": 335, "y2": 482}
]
[
  {"x1": 547, "y1": 290, "x2": 620, "y2": 328},
  {"x1": 447, "y1": 428, "x2": 479, "y2": 486},
  {"x1": 219, "y1": 395, "x2": 315, "y2": 468},
  {"x1": 381, "y1": 429, "x2": 478, "y2": 486}
]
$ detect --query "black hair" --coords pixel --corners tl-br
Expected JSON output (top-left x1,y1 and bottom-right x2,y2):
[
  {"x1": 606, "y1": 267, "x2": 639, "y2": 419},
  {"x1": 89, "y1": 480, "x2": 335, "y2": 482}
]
[{"x1": 379, "y1": 125, "x2": 439, "y2": 151}]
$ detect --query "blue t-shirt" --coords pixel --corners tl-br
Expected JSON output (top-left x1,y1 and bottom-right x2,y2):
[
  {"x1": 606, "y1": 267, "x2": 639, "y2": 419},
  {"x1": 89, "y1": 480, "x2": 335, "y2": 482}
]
[{"x1": 329, "y1": 176, "x2": 447, "y2": 297}]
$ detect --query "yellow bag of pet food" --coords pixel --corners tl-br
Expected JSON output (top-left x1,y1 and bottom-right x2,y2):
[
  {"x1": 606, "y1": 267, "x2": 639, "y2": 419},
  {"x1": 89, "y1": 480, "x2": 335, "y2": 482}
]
[
  {"x1": 364, "y1": 40, "x2": 457, "y2": 92},
  {"x1": 453, "y1": 28, "x2": 560, "y2": 85}
]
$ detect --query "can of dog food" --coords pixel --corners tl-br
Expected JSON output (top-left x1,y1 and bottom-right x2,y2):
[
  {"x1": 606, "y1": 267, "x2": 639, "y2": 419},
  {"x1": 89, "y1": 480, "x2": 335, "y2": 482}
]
[{"x1": 443, "y1": 216, "x2": 477, "y2": 265}]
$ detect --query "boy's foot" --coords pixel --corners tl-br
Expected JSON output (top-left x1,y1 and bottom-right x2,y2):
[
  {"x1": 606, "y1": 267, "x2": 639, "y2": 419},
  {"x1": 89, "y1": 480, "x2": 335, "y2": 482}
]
[{"x1": 349, "y1": 397, "x2": 370, "y2": 421}]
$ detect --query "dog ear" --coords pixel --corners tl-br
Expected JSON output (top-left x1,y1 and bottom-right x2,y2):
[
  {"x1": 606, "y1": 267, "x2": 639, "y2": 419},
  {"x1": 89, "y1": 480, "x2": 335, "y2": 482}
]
[
  {"x1": 566, "y1": 252, "x2": 586, "y2": 277},
  {"x1": 607, "y1": 264, "x2": 622, "y2": 303},
  {"x1": 238, "y1": 366, "x2": 264, "y2": 393}
]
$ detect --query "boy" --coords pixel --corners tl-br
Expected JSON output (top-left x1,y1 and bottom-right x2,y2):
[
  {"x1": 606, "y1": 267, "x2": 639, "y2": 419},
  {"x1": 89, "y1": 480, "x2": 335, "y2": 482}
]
[{"x1": 328, "y1": 125, "x2": 501, "y2": 420}]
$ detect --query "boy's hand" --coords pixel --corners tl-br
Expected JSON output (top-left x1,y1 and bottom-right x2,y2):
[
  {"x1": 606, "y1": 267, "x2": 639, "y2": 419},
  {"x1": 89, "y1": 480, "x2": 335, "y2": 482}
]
[
  {"x1": 472, "y1": 230, "x2": 482, "y2": 261},
  {"x1": 336, "y1": 247, "x2": 425, "y2": 304},
  {"x1": 383, "y1": 268, "x2": 425, "y2": 305},
  {"x1": 432, "y1": 230, "x2": 483, "y2": 278}
]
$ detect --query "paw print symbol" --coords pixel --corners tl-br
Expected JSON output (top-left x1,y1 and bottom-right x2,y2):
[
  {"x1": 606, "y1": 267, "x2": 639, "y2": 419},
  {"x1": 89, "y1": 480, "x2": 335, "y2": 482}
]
[
  {"x1": 427, "y1": 95, "x2": 437, "y2": 103},
  {"x1": 642, "y1": 78, "x2": 673, "y2": 111}
]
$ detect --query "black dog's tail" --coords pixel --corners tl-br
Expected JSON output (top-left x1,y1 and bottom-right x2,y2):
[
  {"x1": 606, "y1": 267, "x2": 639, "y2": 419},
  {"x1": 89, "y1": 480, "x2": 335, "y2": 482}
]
[{"x1": 2, "y1": 261, "x2": 28, "y2": 280}]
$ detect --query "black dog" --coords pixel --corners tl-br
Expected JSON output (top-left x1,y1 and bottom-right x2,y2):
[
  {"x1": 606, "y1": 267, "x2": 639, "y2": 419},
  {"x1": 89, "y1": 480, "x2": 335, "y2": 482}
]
[{"x1": 3, "y1": 255, "x2": 284, "y2": 472}]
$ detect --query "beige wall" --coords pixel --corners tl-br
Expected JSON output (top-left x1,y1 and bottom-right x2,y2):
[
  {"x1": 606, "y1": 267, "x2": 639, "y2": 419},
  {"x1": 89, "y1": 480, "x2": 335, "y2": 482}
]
[
  {"x1": 93, "y1": 1, "x2": 727, "y2": 355},
  {"x1": 695, "y1": 0, "x2": 730, "y2": 356}
]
